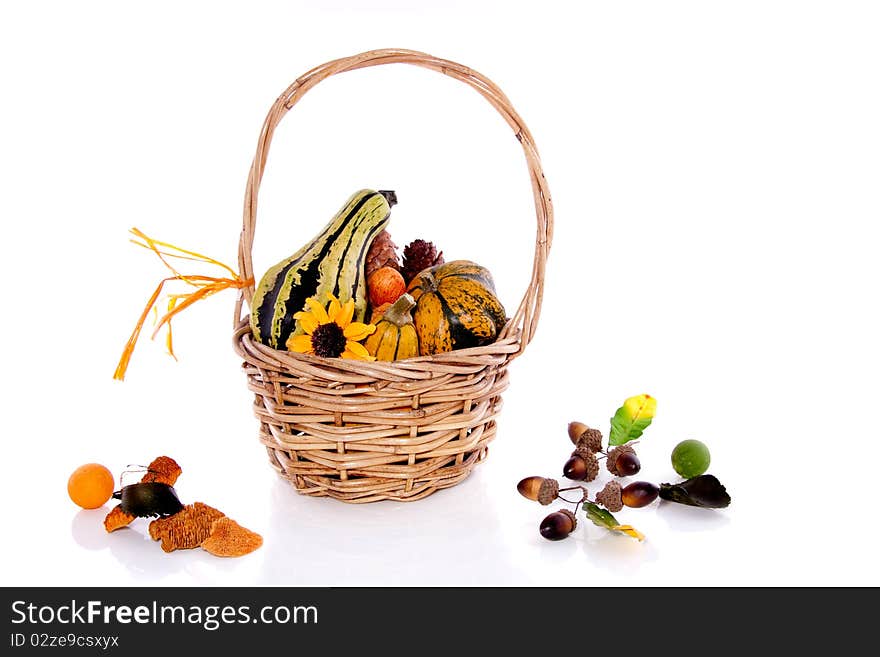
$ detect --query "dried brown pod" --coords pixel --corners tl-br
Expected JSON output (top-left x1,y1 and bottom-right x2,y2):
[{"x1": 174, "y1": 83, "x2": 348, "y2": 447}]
[
  {"x1": 113, "y1": 482, "x2": 184, "y2": 518},
  {"x1": 104, "y1": 455, "x2": 184, "y2": 531}
]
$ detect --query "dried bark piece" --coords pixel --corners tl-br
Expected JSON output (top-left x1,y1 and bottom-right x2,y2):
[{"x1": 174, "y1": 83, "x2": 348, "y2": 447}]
[
  {"x1": 201, "y1": 518, "x2": 263, "y2": 557},
  {"x1": 103, "y1": 506, "x2": 136, "y2": 533},
  {"x1": 148, "y1": 502, "x2": 225, "y2": 552},
  {"x1": 140, "y1": 456, "x2": 182, "y2": 486}
]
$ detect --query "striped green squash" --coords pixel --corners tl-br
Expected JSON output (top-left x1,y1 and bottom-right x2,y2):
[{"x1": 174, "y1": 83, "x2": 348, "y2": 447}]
[{"x1": 250, "y1": 189, "x2": 396, "y2": 349}]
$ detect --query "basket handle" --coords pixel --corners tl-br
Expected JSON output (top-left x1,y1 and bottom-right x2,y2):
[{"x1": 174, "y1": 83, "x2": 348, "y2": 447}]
[{"x1": 236, "y1": 48, "x2": 553, "y2": 356}]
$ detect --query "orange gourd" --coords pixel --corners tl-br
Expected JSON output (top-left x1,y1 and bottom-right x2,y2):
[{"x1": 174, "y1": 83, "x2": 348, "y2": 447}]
[
  {"x1": 364, "y1": 294, "x2": 419, "y2": 361},
  {"x1": 407, "y1": 260, "x2": 507, "y2": 355}
]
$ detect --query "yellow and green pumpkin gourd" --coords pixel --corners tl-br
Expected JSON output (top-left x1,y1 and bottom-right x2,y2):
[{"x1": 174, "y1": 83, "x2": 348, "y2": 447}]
[
  {"x1": 407, "y1": 260, "x2": 507, "y2": 355},
  {"x1": 364, "y1": 293, "x2": 419, "y2": 361}
]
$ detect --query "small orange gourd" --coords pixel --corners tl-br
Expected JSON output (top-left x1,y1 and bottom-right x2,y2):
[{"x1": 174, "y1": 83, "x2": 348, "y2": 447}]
[{"x1": 364, "y1": 293, "x2": 419, "y2": 361}]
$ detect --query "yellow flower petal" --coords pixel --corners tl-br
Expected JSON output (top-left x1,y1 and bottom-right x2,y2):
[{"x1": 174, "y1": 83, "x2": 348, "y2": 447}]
[
  {"x1": 613, "y1": 525, "x2": 646, "y2": 541},
  {"x1": 294, "y1": 311, "x2": 319, "y2": 335},
  {"x1": 335, "y1": 299, "x2": 355, "y2": 329},
  {"x1": 305, "y1": 297, "x2": 329, "y2": 324},
  {"x1": 343, "y1": 322, "x2": 375, "y2": 341},
  {"x1": 327, "y1": 297, "x2": 342, "y2": 323},
  {"x1": 341, "y1": 340, "x2": 375, "y2": 361},
  {"x1": 286, "y1": 334, "x2": 315, "y2": 354}
]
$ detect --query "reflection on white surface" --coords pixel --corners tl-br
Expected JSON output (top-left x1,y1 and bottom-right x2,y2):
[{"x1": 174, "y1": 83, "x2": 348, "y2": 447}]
[
  {"x1": 257, "y1": 473, "x2": 532, "y2": 586},
  {"x1": 655, "y1": 501, "x2": 732, "y2": 533},
  {"x1": 71, "y1": 504, "x2": 261, "y2": 584},
  {"x1": 70, "y1": 508, "x2": 113, "y2": 552},
  {"x1": 580, "y1": 530, "x2": 661, "y2": 575}
]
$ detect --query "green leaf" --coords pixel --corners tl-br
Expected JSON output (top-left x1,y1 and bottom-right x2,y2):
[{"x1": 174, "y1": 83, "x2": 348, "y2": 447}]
[
  {"x1": 583, "y1": 501, "x2": 619, "y2": 530},
  {"x1": 582, "y1": 502, "x2": 645, "y2": 541},
  {"x1": 609, "y1": 394, "x2": 657, "y2": 446}
]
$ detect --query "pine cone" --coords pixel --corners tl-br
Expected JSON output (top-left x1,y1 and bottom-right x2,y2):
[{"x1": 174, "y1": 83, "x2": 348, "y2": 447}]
[
  {"x1": 596, "y1": 481, "x2": 623, "y2": 512},
  {"x1": 365, "y1": 231, "x2": 399, "y2": 279},
  {"x1": 606, "y1": 444, "x2": 636, "y2": 476},
  {"x1": 401, "y1": 239, "x2": 444, "y2": 284}
]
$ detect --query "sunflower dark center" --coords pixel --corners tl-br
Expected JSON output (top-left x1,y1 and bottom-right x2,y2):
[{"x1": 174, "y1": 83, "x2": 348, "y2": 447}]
[{"x1": 310, "y1": 322, "x2": 347, "y2": 358}]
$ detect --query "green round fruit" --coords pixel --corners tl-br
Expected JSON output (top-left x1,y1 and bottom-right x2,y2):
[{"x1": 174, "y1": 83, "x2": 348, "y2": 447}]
[{"x1": 671, "y1": 439, "x2": 711, "y2": 478}]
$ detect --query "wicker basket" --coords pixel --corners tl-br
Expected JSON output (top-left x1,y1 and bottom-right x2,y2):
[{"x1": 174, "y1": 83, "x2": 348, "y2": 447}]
[{"x1": 232, "y1": 48, "x2": 552, "y2": 503}]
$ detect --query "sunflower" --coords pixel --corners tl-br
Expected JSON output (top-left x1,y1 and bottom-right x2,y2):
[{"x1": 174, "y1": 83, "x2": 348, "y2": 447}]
[{"x1": 286, "y1": 294, "x2": 376, "y2": 361}]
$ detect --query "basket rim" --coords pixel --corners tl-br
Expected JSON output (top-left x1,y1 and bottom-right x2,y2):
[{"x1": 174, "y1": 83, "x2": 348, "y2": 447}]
[{"x1": 233, "y1": 316, "x2": 521, "y2": 382}]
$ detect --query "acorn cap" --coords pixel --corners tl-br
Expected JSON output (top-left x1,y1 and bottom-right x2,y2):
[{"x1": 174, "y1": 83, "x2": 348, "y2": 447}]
[
  {"x1": 572, "y1": 447, "x2": 600, "y2": 482},
  {"x1": 577, "y1": 427, "x2": 604, "y2": 453},
  {"x1": 596, "y1": 481, "x2": 623, "y2": 512},
  {"x1": 537, "y1": 478, "x2": 560, "y2": 505},
  {"x1": 606, "y1": 444, "x2": 636, "y2": 476}
]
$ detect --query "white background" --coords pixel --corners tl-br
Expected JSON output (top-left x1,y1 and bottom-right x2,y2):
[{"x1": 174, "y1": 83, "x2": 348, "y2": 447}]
[{"x1": 2, "y1": 1, "x2": 878, "y2": 586}]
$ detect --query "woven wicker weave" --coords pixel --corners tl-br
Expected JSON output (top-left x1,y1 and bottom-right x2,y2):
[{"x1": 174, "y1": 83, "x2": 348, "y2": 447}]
[{"x1": 232, "y1": 49, "x2": 553, "y2": 503}]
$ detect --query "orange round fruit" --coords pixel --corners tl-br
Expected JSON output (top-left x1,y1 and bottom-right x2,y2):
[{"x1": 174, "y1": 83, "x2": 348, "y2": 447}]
[
  {"x1": 67, "y1": 463, "x2": 115, "y2": 509},
  {"x1": 367, "y1": 266, "x2": 407, "y2": 307}
]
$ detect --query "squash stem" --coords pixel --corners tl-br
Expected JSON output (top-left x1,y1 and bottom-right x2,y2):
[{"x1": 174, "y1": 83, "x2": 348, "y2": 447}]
[
  {"x1": 378, "y1": 190, "x2": 397, "y2": 207},
  {"x1": 382, "y1": 293, "x2": 416, "y2": 326}
]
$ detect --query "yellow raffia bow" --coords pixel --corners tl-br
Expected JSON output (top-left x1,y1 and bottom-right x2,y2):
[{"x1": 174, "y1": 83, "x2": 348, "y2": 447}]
[{"x1": 113, "y1": 228, "x2": 253, "y2": 381}]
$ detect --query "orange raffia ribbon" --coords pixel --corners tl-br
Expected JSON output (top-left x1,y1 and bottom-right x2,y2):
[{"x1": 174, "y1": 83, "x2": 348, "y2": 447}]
[{"x1": 113, "y1": 228, "x2": 253, "y2": 381}]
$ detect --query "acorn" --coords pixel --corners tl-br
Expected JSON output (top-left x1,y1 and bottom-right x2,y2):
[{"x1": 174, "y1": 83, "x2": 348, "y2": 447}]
[
  {"x1": 569, "y1": 422, "x2": 604, "y2": 452},
  {"x1": 539, "y1": 509, "x2": 577, "y2": 541},
  {"x1": 613, "y1": 450, "x2": 641, "y2": 477},
  {"x1": 562, "y1": 448, "x2": 599, "y2": 482},
  {"x1": 567, "y1": 421, "x2": 589, "y2": 444},
  {"x1": 517, "y1": 477, "x2": 559, "y2": 505},
  {"x1": 563, "y1": 455, "x2": 586, "y2": 480},
  {"x1": 606, "y1": 444, "x2": 640, "y2": 476},
  {"x1": 621, "y1": 481, "x2": 659, "y2": 508}
]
